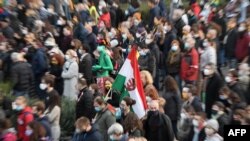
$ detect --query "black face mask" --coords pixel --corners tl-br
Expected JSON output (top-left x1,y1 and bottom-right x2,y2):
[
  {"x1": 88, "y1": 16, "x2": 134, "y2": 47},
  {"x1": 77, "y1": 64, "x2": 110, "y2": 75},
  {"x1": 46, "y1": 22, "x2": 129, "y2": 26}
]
[
  {"x1": 211, "y1": 109, "x2": 218, "y2": 116},
  {"x1": 46, "y1": 46, "x2": 53, "y2": 50},
  {"x1": 148, "y1": 110, "x2": 159, "y2": 117}
]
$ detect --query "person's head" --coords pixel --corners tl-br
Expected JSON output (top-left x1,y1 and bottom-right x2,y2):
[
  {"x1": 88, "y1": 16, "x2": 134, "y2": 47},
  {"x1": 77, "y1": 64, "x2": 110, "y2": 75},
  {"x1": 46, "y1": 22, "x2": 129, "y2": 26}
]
[
  {"x1": 56, "y1": 16, "x2": 67, "y2": 26},
  {"x1": 149, "y1": 100, "x2": 159, "y2": 112},
  {"x1": 24, "y1": 33, "x2": 36, "y2": 44},
  {"x1": 211, "y1": 101, "x2": 225, "y2": 117},
  {"x1": 14, "y1": 96, "x2": 28, "y2": 111},
  {"x1": 184, "y1": 37, "x2": 195, "y2": 51},
  {"x1": 50, "y1": 54, "x2": 64, "y2": 66},
  {"x1": 182, "y1": 84, "x2": 197, "y2": 101},
  {"x1": 181, "y1": 105, "x2": 195, "y2": 119},
  {"x1": 89, "y1": 83, "x2": 99, "y2": 95},
  {"x1": 75, "y1": 116, "x2": 92, "y2": 133},
  {"x1": 170, "y1": 40, "x2": 180, "y2": 52},
  {"x1": 123, "y1": 112, "x2": 142, "y2": 132},
  {"x1": 140, "y1": 70, "x2": 153, "y2": 87},
  {"x1": 40, "y1": 74, "x2": 55, "y2": 90},
  {"x1": 206, "y1": 29, "x2": 217, "y2": 40},
  {"x1": 128, "y1": 137, "x2": 147, "y2": 141},
  {"x1": 0, "y1": 119, "x2": 13, "y2": 133},
  {"x1": 133, "y1": 12, "x2": 142, "y2": 26},
  {"x1": 148, "y1": 0, "x2": 157, "y2": 8},
  {"x1": 77, "y1": 78, "x2": 88, "y2": 91},
  {"x1": 94, "y1": 96, "x2": 106, "y2": 112},
  {"x1": 105, "y1": 77, "x2": 114, "y2": 91},
  {"x1": 154, "y1": 16, "x2": 162, "y2": 26},
  {"x1": 63, "y1": 26, "x2": 72, "y2": 36},
  {"x1": 70, "y1": 39, "x2": 82, "y2": 51},
  {"x1": 144, "y1": 85, "x2": 159, "y2": 103},
  {"x1": 32, "y1": 101, "x2": 46, "y2": 117},
  {"x1": 26, "y1": 121, "x2": 46, "y2": 139},
  {"x1": 164, "y1": 75, "x2": 179, "y2": 92},
  {"x1": 225, "y1": 69, "x2": 238, "y2": 84},
  {"x1": 205, "y1": 119, "x2": 219, "y2": 136},
  {"x1": 246, "y1": 106, "x2": 250, "y2": 115},
  {"x1": 145, "y1": 34, "x2": 154, "y2": 45},
  {"x1": 233, "y1": 109, "x2": 246, "y2": 124},
  {"x1": 81, "y1": 43, "x2": 90, "y2": 54},
  {"x1": 182, "y1": 25, "x2": 191, "y2": 35},
  {"x1": 218, "y1": 86, "x2": 231, "y2": 101},
  {"x1": 65, "y1": 49, "x2": 78, "y2": 61},
  {"x1": 227, "y1": 18, "x2": 237, "y2": 30},
  {"x1": 11, "y1": 52, "x2": 24, "y2": 62},
  {"x1": 108, "y1": 123, "x2": 124, "y2": 140},
  {"x1": 193, "y1": 112, "x2": 207, "y2": 127},
  {"x1": 120, "y1": 97, "x2": 136, "y2": 113},
  {"x1": 44, "y1": 37, "x2": 56, "y2": 50},
  {"x1": 204, "y1": 63, "x2": 217, "y2": 76},
  {"x1": 0, "y1": 19, "x2": 9, "y2": 28}
]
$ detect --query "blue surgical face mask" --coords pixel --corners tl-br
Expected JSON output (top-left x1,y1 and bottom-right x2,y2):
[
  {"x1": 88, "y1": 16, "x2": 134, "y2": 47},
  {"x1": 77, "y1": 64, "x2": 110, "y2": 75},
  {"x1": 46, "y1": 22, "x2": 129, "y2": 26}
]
[
  {"x1": 95, "y1": 107, "x2": 102, "y2": 112},
  {"x1": 110, "y1": 135, "x2": 115, "y2": 141},
  {"x1": 171, "y1": 45, "x2": 178, "y2": 51},
  {"x1": 184, "y1": 43, "x2": 190, "y2": 50},
  {"x1": 115, "y1": 108, "x2": 122, "y2": 119},
  {"x1": 15, "y1": 105, "x2": 24, "y2": 111}
]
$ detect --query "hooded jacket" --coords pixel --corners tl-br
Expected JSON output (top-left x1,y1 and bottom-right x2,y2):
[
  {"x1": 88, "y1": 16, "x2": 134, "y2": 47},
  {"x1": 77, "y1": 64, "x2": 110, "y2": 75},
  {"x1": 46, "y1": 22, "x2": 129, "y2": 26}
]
[{"x1": 0, "y1": 128, "x2": 17, "y2": 141}]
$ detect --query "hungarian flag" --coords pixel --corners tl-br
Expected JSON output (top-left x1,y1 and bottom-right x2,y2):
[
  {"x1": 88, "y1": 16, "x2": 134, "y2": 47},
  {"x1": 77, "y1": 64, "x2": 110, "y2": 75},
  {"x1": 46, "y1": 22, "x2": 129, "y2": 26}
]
[{"x1": 112, "y1": 47, "x2": 147, "y2": 118}]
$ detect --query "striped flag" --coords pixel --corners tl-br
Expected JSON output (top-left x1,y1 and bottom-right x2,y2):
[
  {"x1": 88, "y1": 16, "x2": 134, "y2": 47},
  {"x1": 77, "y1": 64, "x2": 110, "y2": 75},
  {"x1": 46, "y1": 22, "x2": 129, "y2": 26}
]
[{"x1": 112, "y1": 47, "x2": 147, "y2": 118}]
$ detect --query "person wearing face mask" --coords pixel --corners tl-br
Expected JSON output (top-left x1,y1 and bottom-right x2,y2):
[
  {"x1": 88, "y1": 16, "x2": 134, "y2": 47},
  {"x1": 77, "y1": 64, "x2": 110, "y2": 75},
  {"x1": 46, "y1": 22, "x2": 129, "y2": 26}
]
[
  {"x1": 117, "y1": 97, "x2": 137, "y2": 124},
  {"x1": 138, "y1": 45, "x2": 156, "y2": 78},
  {"x1": 199, "y1": 39, "x2": 217, "y2": 71},
  {"x1": 76, "y1": 78, "x2": 95, "y2": 120},
  {"x1": 61, "y1": 26, "x2": 73, "y2": 54},
  {"x1": 25, "y1": 121, "x2": 48, "y2": 141},
  {"x1": 144, "y1": 100, "x2": 174, "y2": 141},
  {"x1": 104, "y1": 77, "x2": 121, "y2": 108},
  {"x1": 32, "y1": 101, "x2": 52, "y2": 140},
  {"x1": 145, "y1": 34, "x2": 161, "y2": 89},
  {"x1": 231, "y1": 109, "x2": 246, "y2": 125},
  {"x1": 225, "y1": 69, "x2": 246, "y2": 102},
  {"x1": 93, "y1": 96, "x2": 116, "y2": 141},
  {"x1": 0, "y1": 118, "x2": 17, "y2": 141},
  {"x1": 235, "y1": 23, "x2": 250, "y2": 62},
  {"x1": 188, "y1": 112, "x2": 206, "y2": 141},
  {"x1": 78, "y1": 43, "x2": 93, "y2": 85},
  {"x1": 61, "y1": 49, "x2": 79, "y2": 100},
  {"x1": 44, "y1": 37, "x2": 64, "y2": 58},
  {"x1": 14, "y1": 96, "x2": 34, "y2": 141},
  {"x1": 166, "y1": 40, "x2": 181, "y2": 88},
  {"x1": 211, "y1": 102, "x2": 230, "y2": 136},
  {"x1": 204, "y1": 119, "x2": 223, "y2": 141},
  {"x1": 108, "y1": 123, "x2": 128, "y2": 141},
  {"x1": 180, "y1": 37, "x2": 199, "y2": 85},
  {"x1": 203, "y1": 63, "x2": 224, "y2": 118},
  {"x1": 72, "y1": 116, "x2": 103, "y2": 141}
]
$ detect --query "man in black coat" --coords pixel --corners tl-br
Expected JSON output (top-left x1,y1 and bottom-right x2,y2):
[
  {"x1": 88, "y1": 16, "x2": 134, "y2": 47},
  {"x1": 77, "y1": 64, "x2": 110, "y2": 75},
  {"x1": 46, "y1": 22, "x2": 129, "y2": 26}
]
[
  {"x1": 76, "y1": 78, "x2": 95, "y2": 120},
  {"x1": 148, "y1": 0, "x2": 161, "y2": 30},
  {"x1": 10, "y1": 52, "x2": 35, "y2": 96},
  {"x1": 224, "y1": 18, "x2": 238, "y2": 68},
  {"x1": 79, "y1": 44, "x2": 93, "y2": 85},
  {"x1": 144, "y1": 100, "x2": 174, "y2": 141},
  {"x1": 203, "y1": 63, "x2": 224, "y2": 118}
]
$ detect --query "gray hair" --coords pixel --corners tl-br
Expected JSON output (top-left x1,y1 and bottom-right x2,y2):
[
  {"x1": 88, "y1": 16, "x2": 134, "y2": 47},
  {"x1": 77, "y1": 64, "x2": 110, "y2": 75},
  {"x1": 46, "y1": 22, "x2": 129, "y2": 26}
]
[
  {"x1": 108, "y1": 123, "x2": 124, "y2": 135},
  {"x1": 11, "y1": 52, "x2": 21, "y2": 62}
]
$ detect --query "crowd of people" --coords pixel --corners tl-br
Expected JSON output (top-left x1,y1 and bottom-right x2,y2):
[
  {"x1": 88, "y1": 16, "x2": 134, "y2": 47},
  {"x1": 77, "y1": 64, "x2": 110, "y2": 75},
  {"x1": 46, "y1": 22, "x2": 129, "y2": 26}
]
[{"x1": 0, "y1": 0, "x2": 250, "y2": 141}]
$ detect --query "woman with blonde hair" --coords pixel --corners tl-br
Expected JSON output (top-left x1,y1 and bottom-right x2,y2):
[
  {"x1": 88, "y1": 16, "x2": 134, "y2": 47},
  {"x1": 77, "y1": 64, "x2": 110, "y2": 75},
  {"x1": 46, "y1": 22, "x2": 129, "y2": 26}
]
[{"x1": 140, "y1": 70, "x2": 153, "y2": 88}]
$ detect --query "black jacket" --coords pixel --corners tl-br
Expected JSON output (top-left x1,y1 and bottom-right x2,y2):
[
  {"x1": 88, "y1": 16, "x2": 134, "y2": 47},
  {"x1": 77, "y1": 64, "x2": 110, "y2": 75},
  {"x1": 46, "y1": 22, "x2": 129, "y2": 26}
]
[
  {"x1": 216, "y1": 113, "x2": 230, "y2": 136},
  {"x1": 79, "y1": 53, "x2": 93, "y2": 85},
  {"x1": 72, "y1": 125, "x2": 103, "y2": 141},
  {"x1": 205, "y1": 73, "x2": 224, "y2": 118},
  {"x1": 76, "y1": 87, "x2": 95, "y2": 120},
  {"x1": 11, "y1": 61, "x2": 34, "y2": 92},
  {"x1": 149, "y1": 6, "x2": 161, "y2": 30},
  {"x1": 36, "y1": 116, "x2": 52, "y2": 138},
  {"x1": 174, "y1": 18, "x2": 186, "y2": 37},
  {"x1": 138, "y1": 52, "x2": 156, "y2": 78},
  {"x1": 162, "y1": 91, "x2": 182, "y2": 121},
  {"x1": 228, "y1": 82, "x2": 247, "y2": 102},
  {"x1": 48, "y1": 64, "x2": 64, "y2": 95},
  {"x1": 224, "y1": 28, "x2": 238, "y2": 58},
  {"x1": 144, "y1": 112, "x2": 174, "y2": 141}
]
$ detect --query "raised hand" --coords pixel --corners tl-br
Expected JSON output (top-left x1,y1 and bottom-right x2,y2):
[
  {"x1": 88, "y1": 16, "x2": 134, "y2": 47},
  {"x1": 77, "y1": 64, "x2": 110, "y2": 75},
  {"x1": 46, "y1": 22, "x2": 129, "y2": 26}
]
[{"x1": 125, "y1": 78, "x2": 136, "y2": 91}]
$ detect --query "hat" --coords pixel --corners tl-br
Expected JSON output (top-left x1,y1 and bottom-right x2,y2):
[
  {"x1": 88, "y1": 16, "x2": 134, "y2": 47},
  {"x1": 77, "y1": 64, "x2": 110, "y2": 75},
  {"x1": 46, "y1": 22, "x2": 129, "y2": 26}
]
[
  {"x1": 206, "y1": 119, "x2": 219, "y2": 132},
  {"x1": 44, "y1": 38, "x2": 56, "y2": 47}
]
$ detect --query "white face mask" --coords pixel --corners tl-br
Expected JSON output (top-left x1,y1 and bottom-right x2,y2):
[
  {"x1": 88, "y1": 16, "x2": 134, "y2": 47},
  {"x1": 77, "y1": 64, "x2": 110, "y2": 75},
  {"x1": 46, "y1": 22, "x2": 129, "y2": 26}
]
[
  {"x1": 238, "y1": 26, "x2": 246, "y2": 32},
  {"x1": 65, "y1": 55, "x2": 70, "y2": 60},
  {"x1": 145, "y1": 39, "x2": 152, "y2": 45},
  {"x1": 25, "y1": 129, "x2": 33, "y2": 136},
  {"x1": 171, "y1": 45, "x2": 178, "y2": 51},
  {"x1": 134, "y1": 19, "x2": 140, "y2": 26},
  {"x1": 146, "y1": 96, "x2": 152, "y2": 102},
  {"x1": 203, "y1": 41, "x2": 208, "y2": 47},
  {"x1": 136, "y1": 33, "x2": 141, "y2": 38},
  {"x1": 225, "y1": 76, "x2": 232, "y2": 83},
  {"x1": 75, "y1": 128, "x2": 81, "y2": 133},
  {"x1": 180, "y1": 113, "x2": 187, "y2": 119},
  {"x1": 205, "y1": 128, "x2": 215, "y2": 136},
  {"x1": 192, "y1": 119, "x2": 199, "y2": 127},
  {"x1": 39, "y1": 83, "x2": 47, "y2": 90},
  {"x1": 204, "y1": 69, "x2": 211, "y2": 76},
  {"x1": 109, "y1": 32, "x2": 114, "y2": 38},
  {"x1": 57, "y1": 20, "x2": 63, "y2": 26},
  {"x1": 122, "y1": 34, "x2": 127, "y2": 41}
]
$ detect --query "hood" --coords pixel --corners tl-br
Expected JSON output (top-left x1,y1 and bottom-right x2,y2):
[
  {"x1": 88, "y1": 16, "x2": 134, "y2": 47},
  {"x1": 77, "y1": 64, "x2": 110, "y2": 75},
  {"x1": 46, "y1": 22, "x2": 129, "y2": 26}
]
[
  {"x1": 21, "y1": 106, "x2": 33, "y2": 114},
  {"x1": 1, "y1": 128, "x2": 16, "y2": 135}
]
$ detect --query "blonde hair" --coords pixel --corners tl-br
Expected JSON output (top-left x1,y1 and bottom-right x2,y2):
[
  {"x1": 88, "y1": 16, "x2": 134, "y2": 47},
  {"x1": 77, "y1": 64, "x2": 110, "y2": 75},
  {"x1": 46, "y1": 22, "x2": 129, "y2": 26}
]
[{"x1": 140, "y1": 70, "x2": 153, "y2": 85}]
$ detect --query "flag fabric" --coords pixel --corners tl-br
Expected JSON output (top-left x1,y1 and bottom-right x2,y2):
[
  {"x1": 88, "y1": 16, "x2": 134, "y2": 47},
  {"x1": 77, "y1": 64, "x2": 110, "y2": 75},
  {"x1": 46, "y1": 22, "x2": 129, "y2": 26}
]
[{"x1": 112, "y1": 48, "x2": 147, "y2": 118}]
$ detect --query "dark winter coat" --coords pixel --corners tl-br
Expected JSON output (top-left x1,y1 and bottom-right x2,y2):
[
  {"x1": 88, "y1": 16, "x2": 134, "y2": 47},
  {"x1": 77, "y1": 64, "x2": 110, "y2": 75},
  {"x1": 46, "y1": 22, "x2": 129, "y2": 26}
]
[
  {"x1": 36, "y1": 116, "x2": 52, "y2": 139},
  {"x1": 205, "y1": 73, "x2": 224, "y2": 118},
  {"x1": 228, "y1": 82, "x2": 247, "y2": 102},
  {"x1": 72, "y1": 125, "x2": 103, "y2": 141},
  {"x1": 224, "y1": 28, "x2": 238, "y2": 58},
  {"x1": 79, "y1": 53, "x2": 93, "y2": 85},
  {"x1": 76, "y1": 87, "x2": 95, "y2": 120},
  {"x1": 144, "y1": 112, "x2": 174, "y2": 141},
  {"x1": 149, "y1": 6, "x2": 161, "y2": 30},
  {"x1": 138, "y1": 52, "x2": 156, "y2": 78},
  {"x1": 11, "y1": 61, "x2": 34, "y2": 92},
  {"x1": 48, "y1": 64, "x2": 64, "y2": 95}
]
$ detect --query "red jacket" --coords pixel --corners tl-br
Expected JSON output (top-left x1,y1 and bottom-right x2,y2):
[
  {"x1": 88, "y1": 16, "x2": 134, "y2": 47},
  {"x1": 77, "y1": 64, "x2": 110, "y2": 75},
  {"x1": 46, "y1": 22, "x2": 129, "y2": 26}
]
[
  {"x1": 235, "y1": 33, "x2": 250, "y2": 61},
  {"x1": 99, "y1": 12, "x2": 111, "y2": 28},
  {"x1": 191, "y1": 2, "x2": 201, "y2": 17},
  {"x1": 180, "y1": 48, "x2": 199, "y2": 81},
  {"x1": 17, "y1": 107, "x2": 34, "y2": 141},
  {"x1": 1, "y1": 130, "x2": 17, "y2": 141}
]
